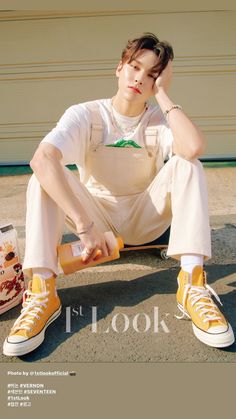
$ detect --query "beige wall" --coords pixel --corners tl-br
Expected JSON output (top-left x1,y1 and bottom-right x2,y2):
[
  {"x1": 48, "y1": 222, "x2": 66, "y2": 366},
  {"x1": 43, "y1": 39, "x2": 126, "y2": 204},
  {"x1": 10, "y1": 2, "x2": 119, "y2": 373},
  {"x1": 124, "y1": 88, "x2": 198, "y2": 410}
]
[{"x1": 0, "y1": 9, "x2": 236, "y2": 163}]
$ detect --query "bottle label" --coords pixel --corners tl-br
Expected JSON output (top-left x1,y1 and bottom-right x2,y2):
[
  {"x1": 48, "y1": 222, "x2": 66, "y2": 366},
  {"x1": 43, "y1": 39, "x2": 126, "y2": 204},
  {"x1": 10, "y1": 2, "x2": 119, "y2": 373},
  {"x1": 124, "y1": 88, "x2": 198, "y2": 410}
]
[{"x1": 71, "y1": 242, "x2": 84, "y2": 257}]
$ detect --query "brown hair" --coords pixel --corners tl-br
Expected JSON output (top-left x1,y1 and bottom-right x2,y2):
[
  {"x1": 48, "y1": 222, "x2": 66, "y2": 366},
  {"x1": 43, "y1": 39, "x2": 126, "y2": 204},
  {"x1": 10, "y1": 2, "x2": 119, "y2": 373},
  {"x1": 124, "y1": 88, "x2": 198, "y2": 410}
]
[{"x1": 121, "y1": 33, "x2": 174, "y2": 76}]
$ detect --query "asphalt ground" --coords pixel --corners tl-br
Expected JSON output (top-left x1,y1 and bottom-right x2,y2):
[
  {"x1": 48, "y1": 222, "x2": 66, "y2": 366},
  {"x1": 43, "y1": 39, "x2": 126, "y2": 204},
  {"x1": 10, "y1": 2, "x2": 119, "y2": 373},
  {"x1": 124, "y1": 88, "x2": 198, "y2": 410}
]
[{"x1": 0, "y1": 167, "x2": 236, "y2": 363}]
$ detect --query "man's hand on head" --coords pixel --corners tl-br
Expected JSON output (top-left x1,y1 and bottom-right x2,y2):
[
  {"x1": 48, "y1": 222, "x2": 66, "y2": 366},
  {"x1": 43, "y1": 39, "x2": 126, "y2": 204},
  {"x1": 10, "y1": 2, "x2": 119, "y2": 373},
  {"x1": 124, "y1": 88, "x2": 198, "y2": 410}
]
[{"x1": 153, "y1": 60, "x2": 173, "y2": 96}]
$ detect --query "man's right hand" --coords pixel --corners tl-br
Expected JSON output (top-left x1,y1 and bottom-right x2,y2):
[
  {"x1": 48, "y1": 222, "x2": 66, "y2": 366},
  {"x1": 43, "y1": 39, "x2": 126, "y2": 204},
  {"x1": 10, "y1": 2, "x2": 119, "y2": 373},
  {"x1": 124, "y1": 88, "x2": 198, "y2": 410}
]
[{"x1": 78, "y1": 224, "x2": 114, "y2": 263}]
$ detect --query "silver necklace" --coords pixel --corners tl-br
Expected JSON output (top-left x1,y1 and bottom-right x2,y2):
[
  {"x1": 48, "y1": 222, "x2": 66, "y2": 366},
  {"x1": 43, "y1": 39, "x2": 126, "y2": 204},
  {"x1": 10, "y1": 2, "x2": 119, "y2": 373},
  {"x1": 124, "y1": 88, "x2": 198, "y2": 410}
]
[{"x1": 110, "y1": 98, "x2": 148, "y2": 139}]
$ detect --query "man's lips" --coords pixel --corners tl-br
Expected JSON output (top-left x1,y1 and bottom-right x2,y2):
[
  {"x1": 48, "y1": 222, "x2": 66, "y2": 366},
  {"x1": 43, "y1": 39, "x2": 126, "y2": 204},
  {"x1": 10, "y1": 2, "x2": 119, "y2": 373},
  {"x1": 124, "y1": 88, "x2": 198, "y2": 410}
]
[{"x1": 128, "y1": 86, "x2": 142, "y2": 94}]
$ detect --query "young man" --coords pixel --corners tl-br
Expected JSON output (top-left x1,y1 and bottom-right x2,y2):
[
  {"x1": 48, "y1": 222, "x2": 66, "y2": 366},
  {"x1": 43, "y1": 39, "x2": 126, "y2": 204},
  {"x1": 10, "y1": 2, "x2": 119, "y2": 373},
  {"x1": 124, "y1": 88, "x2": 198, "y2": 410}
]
[{"x1": 3, "y1": 33, "x2": 234, "y2": 356}]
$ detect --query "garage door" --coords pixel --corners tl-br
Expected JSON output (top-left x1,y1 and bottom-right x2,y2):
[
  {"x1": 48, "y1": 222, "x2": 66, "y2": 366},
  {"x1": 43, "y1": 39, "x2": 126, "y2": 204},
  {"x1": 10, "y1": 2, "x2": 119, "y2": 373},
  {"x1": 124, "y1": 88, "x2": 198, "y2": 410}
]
[{"x1": 0, "y1": 8, "x2": 235, "y2": 163}]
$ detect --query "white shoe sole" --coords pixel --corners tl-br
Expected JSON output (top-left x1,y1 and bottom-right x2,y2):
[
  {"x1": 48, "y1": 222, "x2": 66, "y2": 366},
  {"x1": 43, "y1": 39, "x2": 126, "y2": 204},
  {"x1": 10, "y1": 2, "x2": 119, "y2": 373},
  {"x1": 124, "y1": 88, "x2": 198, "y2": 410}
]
[
  {"x1": 3, "y1": 306, "x2": 62, "y2": 357},
  {"x1": 177, "y1": 303, "x2": 235, "y2": 348}
]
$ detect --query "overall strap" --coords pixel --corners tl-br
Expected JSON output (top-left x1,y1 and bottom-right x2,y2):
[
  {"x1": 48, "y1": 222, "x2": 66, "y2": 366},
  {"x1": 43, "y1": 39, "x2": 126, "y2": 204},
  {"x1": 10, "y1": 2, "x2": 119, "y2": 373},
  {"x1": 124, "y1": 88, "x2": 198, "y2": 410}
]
[
  {"x1": 85, "y1": 101, "x2": 103, "y2": 147},
  {"x1": 143, "y1": 108, "x2": 159, "y2": 151}
]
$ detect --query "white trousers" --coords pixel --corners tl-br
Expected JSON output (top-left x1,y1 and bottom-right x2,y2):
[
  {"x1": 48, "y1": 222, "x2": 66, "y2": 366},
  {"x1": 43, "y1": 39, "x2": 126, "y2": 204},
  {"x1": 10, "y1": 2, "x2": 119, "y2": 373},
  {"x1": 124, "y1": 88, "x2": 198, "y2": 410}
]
[{"x1": 23, "y1": 156, "x2": 211, "y2": 278}]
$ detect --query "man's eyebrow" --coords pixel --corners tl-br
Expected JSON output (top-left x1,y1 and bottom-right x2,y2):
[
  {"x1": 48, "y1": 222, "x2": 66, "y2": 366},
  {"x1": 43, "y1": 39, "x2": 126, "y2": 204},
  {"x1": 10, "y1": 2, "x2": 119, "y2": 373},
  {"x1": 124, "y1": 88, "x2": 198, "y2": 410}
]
[{"x1": 132, "y1": 59, "x2": 158, "y2": 74}]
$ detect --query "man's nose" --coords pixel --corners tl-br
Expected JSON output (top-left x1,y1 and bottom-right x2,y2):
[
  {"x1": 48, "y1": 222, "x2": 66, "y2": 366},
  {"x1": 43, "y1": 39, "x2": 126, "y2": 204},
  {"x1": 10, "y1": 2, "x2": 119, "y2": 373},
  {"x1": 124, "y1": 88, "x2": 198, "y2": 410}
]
[{"x1": 134, "y1": 70, "x2": 146, "y2": 85}]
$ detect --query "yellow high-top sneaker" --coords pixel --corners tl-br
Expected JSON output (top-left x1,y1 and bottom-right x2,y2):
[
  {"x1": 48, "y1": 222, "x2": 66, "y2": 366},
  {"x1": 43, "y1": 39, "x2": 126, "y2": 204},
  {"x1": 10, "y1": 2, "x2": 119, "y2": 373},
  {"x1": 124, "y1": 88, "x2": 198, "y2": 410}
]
[
  {"x1": 176, "y1": 266, "x2": 235, "y2": 348},
  {"x1": 3, "y1": 275, "x2": 61, "y2": 356}
]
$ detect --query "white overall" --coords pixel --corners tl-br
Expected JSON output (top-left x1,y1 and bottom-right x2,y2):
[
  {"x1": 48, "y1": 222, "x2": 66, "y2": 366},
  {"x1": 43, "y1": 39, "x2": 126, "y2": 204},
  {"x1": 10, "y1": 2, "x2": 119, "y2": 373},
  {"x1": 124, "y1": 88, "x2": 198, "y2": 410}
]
[{"x1": 23, "y1": 102, "x2": 211, "y2": 278}]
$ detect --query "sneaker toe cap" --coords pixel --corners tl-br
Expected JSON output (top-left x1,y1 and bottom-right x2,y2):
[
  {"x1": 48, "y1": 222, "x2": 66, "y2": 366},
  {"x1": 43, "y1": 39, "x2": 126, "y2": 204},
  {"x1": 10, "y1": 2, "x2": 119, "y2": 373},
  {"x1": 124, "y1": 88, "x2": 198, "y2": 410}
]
[
  {"x1": 208, "y1": 324, "x2": 228, "y2": 334},
  {"x1": 7, "y1": 335, "x2": 27, "y2": 343}
]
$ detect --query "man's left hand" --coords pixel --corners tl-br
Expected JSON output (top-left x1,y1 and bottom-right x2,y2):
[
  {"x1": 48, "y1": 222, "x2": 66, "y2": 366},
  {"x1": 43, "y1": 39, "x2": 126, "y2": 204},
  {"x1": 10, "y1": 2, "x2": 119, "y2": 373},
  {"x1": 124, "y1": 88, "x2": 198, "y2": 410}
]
[{"x1": 153, "y1": 60, "x2": 173, "y2": 96}]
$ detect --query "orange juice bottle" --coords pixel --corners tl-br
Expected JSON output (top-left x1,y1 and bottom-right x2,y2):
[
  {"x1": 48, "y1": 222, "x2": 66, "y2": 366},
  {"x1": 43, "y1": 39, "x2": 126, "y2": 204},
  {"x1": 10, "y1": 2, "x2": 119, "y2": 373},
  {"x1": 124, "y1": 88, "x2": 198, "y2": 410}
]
[{"x1": 57, "y1": 231, "x2": 124, "y2": 275}]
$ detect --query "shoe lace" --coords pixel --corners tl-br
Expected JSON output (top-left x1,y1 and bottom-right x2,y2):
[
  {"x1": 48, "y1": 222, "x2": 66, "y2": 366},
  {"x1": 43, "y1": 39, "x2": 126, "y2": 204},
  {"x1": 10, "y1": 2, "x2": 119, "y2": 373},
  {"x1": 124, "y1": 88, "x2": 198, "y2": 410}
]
[
  {"x1": 12, "y1": 289, "x2": 49, "y2": 332},
  {"x1": 176, "y1": 282, "x2": 223, "y2": 323}
]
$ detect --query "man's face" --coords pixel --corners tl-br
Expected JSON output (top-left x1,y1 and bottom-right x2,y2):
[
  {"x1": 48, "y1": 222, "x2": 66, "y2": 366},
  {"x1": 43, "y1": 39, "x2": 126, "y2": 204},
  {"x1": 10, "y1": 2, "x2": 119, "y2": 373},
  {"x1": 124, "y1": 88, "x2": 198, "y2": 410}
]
[{"x1": 116, "y1": 49, "x2": 159, "y2": 104}]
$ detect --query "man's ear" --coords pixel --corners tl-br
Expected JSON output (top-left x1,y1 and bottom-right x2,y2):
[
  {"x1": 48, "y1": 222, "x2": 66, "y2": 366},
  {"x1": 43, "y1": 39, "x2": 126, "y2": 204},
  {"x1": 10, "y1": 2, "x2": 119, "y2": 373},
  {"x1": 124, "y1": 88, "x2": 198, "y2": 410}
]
[{"x1": 115, "y1": 60, "x2": 123, "y2": 77}]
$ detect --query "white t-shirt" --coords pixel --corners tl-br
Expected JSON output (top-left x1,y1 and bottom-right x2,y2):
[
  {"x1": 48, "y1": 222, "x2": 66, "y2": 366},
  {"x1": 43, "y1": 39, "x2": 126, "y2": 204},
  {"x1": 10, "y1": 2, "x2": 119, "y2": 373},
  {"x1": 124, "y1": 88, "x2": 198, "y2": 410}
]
[{"x1": 41, "y1": 98, "x2": 174, "y2": 182}]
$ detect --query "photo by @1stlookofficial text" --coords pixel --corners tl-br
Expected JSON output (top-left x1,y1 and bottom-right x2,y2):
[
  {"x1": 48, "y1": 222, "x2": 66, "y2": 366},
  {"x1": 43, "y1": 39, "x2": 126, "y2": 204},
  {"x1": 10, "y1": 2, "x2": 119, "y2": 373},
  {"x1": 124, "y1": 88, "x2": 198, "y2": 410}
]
[{"x1": 2, "y1": 32, "x2": 235, "y2": 360}]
